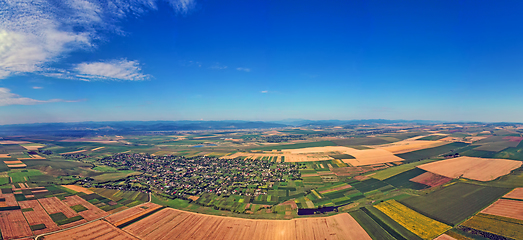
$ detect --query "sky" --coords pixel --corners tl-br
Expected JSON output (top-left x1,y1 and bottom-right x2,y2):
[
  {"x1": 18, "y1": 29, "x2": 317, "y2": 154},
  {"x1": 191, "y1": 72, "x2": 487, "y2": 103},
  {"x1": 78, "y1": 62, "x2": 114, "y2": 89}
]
[{"x1": 1, "y1": 0, "x2": 523, "y2": 124}]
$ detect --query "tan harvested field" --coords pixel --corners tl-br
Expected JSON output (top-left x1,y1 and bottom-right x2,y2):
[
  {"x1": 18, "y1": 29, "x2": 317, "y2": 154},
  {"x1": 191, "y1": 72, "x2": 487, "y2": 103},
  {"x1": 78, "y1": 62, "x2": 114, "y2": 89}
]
[
  {"x1": 38, "y1": 197, "x2": 79, "y2": 218},
  {"x1": 44, "y1": 220, "x2": 138, "y2": 240},
  {"x1": 409, "y1": 172, "x2": 452, "y2": 187},
  {"x1": 0, "y1": 210, "x2": 33, "y2": 239},
  {"x1": 481, "y1": 199, "x2": 523, "y2": 221},
  {"x1": 106, "y1": 202, "x2": 161, "y2": 224},
  {"x1": 91, "y1": 147, "x2": 105, "y2": 151},
  {"x1": 59, "y1": 149, "x2": 87, "y2": 155},
  {"x1": 319, "y1": 184, "x2": 352, "y2": 194},
  {"x1": 7, "y1": 164, "x2": 27, "y2": 168},
  {"x1": 417, "y1": 156, "x2": 522, "y2": 181},
  {"x1": 262, "y1": 146, "x2": 405, "y2": 166},
  {"x1": 18, "y1": 200, "x2": 60, "y2": 235},
  {"x1": 0, "y1": 140, "x2": 32, "y2": 144},
  {"x1": 112, "y1": 205, "x2": 163, "y2": 227},
  {"x1": 373, "y1": 140, "x2": 448, "y2": 154},
  {"x1": 0, "y1": 193, "x2": 18, "y2": 206},
  {"x1": 21, "y1": 144, "x2": 45, "y2": 150},
  {"x1": 62, "y1": 195, "x2": 108, "y2": 221},
  {"x1": 0, "y1": 154, "x2": 10, "y2": 158},
  {"x1": 4, "y1": 160, "x2": 23, "y2": 164},
  {"x1": 434, "y1": 234, "x2": 457, "y2": 240},
  {"x1": 61, "y1": 185, "x2": 94, "y2": 194},
  {"x1": 124, "y1": 208, "x2": 370, "y2": 240},
  {"x1": 504, "y1": 188, "x2": 523, "y2": 200}
]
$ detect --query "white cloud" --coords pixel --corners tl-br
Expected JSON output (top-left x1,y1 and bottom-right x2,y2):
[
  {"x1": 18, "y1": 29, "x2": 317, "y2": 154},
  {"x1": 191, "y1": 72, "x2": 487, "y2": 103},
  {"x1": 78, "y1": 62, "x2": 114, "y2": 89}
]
[
  {"x1": 237, "y1": 67, "x2": 251, "y2": 72},
  {"x1": 32, "y1": 86, "x2": 43, "y2": 89},
  {"x1": 73, "y1": 59, "x2": 149, "y2": 81},
  {"x1": 209, "y1": 63, "x2": 227, "y2": 70},
  {"x1": 0, "y1": 87, "x2": 82, "y2": 106},
  {"x1": 0, "y1": 0, "x2": 196, "y2": 80},
  {"x1": 260, "y1": 90, "x2": 268, "y2": 93}
]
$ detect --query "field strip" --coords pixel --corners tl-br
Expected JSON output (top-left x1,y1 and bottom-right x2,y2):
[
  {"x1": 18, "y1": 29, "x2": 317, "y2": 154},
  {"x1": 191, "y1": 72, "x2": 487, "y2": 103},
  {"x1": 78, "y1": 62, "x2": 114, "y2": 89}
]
[
  {"x1": 59, "y1": 149, "x2": 87, "y2": 155},
  {"x1": 35, "y1": 201, "x2": 155, "y2": 240},
  {"x1": 123, "y1": 208, "x2": 371, "y2": 240}
]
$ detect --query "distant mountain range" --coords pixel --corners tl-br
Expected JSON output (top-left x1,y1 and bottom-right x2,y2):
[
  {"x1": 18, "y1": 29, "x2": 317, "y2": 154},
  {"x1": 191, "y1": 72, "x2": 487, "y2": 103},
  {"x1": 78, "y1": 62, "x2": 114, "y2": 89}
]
[{"x1": 1, "y1": 119, "x2": 510, "y2": 136}]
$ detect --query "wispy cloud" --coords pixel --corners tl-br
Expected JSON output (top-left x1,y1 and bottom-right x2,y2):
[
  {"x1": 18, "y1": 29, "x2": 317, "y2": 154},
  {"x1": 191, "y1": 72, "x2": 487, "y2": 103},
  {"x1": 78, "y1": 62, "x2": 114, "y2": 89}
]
[
  {"x1": 73, "y1": 59, "x2": 149, "y2": 81},
  {"x1": 237, "y1": 67, "x2": 251, "y2": 72},
  {"x1": 209, "y1": 63, "x2": 228, "y2": 70},
  {"x1": 32, "y1": 86, "x2": 43, "y2": 89},
  {"x1": 0, "y1": 88, "x2": 83, "y2": 106},
  {"x1": 260, "y1": 90, "x2": 268, "y2": 93},
  {"x1": 0, "y1": 0, "x2": 196, "y2": 80}
]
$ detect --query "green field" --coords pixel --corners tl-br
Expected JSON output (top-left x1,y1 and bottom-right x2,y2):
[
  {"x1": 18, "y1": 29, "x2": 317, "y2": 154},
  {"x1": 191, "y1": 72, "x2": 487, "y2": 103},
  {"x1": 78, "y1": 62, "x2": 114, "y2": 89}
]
[
  {"x1": 8, "y1": 169, "x2": 42, "y2": 183},
  {"x1": 396, "y1": 142, "x2": 469, "y2": 162},
  {"x1": 371, "y1": 159, "x2": 435, "y2": 180},
  {"x1": 350, "y1": 209, "x2": 396, "y2": 240},
  {"x1": 363, "y1": 206, "x2": 422, "y2": 240},
  {"x1": 382, "y1": 168, "x2": 428, "y2": 190},
  {"x1": 92, "y1": 170, "x2": 141, "y2": 182},
  {"x1": 250, "y1": 141, "x2": 337, "y2": 151},
  {"x1": 399, "y1": 182, "x2": 510, "y2": 225}
]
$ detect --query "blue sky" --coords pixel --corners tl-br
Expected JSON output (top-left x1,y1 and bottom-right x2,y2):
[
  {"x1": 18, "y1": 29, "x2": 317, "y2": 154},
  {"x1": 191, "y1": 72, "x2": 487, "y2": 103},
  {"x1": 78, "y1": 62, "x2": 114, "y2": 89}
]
[{"x1": 1, "y1": 0, "x2": 523, "y2": 124}]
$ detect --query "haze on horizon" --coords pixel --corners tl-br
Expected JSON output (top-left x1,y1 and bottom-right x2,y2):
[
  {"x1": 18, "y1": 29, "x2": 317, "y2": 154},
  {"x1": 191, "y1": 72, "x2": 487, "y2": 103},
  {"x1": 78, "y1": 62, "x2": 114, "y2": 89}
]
[{"x1": 1, "y1": 0, "x2": 523, "y2": 125}]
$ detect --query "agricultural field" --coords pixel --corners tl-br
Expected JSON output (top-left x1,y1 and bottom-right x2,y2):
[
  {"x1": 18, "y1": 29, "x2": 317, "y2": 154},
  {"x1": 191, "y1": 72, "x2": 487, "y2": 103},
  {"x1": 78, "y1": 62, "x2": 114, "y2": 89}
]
[
  {"x1": 395, "y1": 142, "x2": 469, "y2": 162},
  {"x1": 399, "y1": 182, "x2": 511, "y2": 225},
  {"x1": 374, "y1": 200, "x2": 451, "y2": 240},
  {"x1": 44, "y1": 220, "x2": 138, "y2": 239},
  {"x1": 480, "y1": 199, "x2": 523, "y2": 221},
  {"x1": 1, "y1": 124, "x2": 523, "y2": 239},
  {"x1": 417, "y1": 156, "x2": 522, "y2": 181},
  {"x1": 123, "y1": 208, "x2": 371, "y2": 240},
  {"x1": 460, "y1": 213, "x2": 523, "y2": 240}
]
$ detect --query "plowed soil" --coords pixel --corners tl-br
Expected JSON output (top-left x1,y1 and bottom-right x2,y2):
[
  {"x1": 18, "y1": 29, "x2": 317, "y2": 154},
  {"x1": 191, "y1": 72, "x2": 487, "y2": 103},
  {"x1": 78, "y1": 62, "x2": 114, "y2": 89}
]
[{"x1": 124, "y1": 208, "x2": 370, "y2": 240}]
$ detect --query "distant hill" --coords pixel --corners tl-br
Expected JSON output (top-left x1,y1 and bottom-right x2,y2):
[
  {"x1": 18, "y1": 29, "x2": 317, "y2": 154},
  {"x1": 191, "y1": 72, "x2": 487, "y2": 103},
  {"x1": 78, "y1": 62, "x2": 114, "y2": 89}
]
[{"x1": 0, "y1": 121, "x2": 288, "y2": 136}]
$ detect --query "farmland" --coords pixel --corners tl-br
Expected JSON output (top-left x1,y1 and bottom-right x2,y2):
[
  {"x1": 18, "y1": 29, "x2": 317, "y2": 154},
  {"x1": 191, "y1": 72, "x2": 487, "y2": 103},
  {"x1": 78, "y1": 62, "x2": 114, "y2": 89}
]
[
  {"x1": 460, "y1": 213, "x2": 523, "y2": 240},
  {"x1": 399, "y1": 182, "x2": 510, "y2": 225},
  {"x1": 375, "y1": 200, "x2": 451, "y2": 240},
  {"x1": 0, "y1": 123, "x2": 523, "y2": 239},
  {"x1": 123, "y1": 208, "x2": 371, "y2": 240},
  {"x1": 417, "y1": 156, "x2": 522, "y2": 181}
]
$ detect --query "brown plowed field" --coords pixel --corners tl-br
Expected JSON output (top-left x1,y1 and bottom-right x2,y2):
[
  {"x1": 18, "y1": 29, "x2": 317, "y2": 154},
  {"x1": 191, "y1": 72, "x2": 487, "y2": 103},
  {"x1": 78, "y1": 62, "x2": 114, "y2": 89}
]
[
  {"x1": 481, "y1": 199, "x2": 523, "y2": 221},
  {"x1": 0, "y1": 193, "x2": 18, "y2": 206},
  {"x1": 44, "y1": 220, "x2": 138, "y2": 240},
  {"x1": 0, "y1": 210, "x2": 33, "y2": 239},
  {"x1": 124, "y1": 208, "x2": 370, "y2": 240},
  {"x1": 106, "y1": 202, "x2": 160, "y2": 224},
  {"x1": 62, "y1": 195, "x2": 108, "y2": 221},
  {"x1": 38, "y1": 197, "x2": 79, "y2": 218},
  {"x1": 503, "y1": 188, "x2": 523, "y2": 200},
  {"x1": 417, "y1": 156, "x2": 522, "y2": 181},
  {"x1": 18, "y1": 200, "x2": 60, "y2": 235},
  {"x1": 409, "y1": 172, "x2": 452, "y2": 187},
  {"x1": 0, "y1": 154, "x2": 10, "y2": 158},
  {"x1": 3, "y1": 160, "x2": 23, "y2": 164}
]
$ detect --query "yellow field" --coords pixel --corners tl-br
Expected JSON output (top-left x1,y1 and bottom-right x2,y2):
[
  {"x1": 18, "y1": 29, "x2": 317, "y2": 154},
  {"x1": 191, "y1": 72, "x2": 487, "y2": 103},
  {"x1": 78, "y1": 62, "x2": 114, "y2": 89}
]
[
  {"x1": 91, "y1": 147, "x2": 105, "y2": 151},
  {"x1": 375, "y1": 200, "x2": 452, "y2": 240}
]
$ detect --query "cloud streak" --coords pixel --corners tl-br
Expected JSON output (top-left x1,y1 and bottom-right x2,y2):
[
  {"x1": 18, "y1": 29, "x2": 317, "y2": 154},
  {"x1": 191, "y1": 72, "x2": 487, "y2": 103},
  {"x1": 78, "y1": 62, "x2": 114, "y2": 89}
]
[
  {"x1": 236, "y1": 67, "x2": 251, "y2": 72},
  {"x1": 0, "y1": 88, "x2": 83, "y2": 106},
  {"x1": 0, "y1": 0, "x2": 196, "y2": 80},
  {"x1": 74, "y1": 59, "x2": 149, "y2": 81}
]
